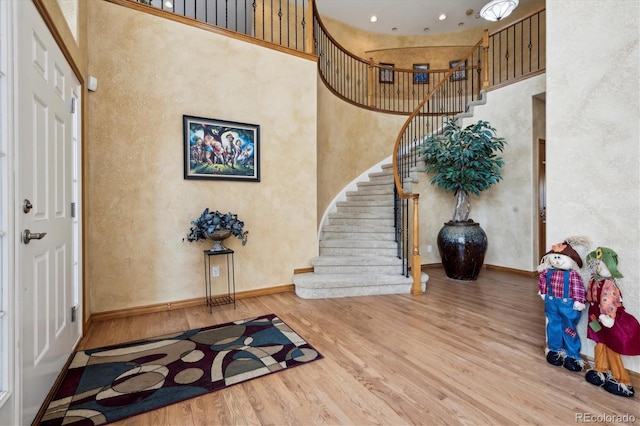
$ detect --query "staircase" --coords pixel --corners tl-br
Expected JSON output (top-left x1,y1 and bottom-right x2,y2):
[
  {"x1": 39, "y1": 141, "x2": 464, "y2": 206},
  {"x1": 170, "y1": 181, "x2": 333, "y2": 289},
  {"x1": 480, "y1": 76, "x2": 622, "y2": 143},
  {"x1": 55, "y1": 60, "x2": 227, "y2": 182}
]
[{"x1": 293, "y1": 163, "x2": 428, "y2": 299}]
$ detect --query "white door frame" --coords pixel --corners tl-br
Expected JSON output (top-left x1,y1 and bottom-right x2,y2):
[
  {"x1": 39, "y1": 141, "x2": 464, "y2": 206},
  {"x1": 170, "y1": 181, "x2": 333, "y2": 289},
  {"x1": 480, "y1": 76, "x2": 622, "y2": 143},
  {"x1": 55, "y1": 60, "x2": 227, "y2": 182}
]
[
  {"x1": 0, "y1": 0, "x2": 17, "y2": 422},
  {"x1": 0, "y1": 1, "x2": 83, "y2": 423}
]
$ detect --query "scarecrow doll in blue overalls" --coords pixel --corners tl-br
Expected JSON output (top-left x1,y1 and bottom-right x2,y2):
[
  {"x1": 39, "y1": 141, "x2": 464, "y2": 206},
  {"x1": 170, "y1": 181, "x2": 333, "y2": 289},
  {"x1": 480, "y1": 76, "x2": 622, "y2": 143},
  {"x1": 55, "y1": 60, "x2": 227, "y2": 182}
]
[{"x1": 538, "y1": 240, "x2": 587, "y2": 372}]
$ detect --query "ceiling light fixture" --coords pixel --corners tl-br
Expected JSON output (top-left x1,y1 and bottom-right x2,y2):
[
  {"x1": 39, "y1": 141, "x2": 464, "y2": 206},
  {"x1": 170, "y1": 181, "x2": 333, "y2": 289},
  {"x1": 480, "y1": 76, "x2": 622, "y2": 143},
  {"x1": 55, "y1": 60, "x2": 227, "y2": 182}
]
[
  {"x1": 164, "y1": 0, "x2": 173, "y2": 8},
  {"x1": 479, "y1": 0, "x2": 519, "y2": 21},
  {"x1": 370, "y1": 15, "x2": 378, "y2": 23},
  {"x1": 438, "y1": 14, "x2": 446, "y2": 21}
]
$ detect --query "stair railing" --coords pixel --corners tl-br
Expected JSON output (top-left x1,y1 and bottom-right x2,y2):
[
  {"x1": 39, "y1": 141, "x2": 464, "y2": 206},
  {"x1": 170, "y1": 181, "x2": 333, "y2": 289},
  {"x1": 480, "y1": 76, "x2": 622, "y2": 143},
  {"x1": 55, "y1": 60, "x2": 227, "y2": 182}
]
[
  {"x1": 392, "y1": 38, "x2": 488, "y2": 293},
  {"x1": 391, "y1": 8, "x2": 544, "y2": 293}
]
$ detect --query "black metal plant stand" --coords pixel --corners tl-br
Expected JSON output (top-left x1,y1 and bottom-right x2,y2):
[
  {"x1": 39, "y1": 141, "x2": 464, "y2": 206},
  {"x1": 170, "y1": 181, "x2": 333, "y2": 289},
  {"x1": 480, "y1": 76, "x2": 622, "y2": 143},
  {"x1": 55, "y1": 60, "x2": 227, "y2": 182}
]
[{"x1": 203, "y1": 249, "x2": 236, "y2": 313}]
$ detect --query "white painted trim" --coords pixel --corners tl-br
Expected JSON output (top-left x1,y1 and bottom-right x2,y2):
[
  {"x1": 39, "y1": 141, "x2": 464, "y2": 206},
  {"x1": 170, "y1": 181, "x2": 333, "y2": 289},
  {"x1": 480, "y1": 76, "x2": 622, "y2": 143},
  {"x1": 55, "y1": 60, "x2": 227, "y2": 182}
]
[{"x1": 0, "y1": 1, "x2": 17, "y2": 423}]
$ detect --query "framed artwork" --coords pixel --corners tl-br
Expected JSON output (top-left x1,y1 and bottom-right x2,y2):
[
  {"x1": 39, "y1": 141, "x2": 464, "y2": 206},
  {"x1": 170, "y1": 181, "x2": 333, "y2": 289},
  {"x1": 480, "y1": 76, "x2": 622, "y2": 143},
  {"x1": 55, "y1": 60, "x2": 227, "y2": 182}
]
[
  {"x1": 449, "y1": 60, "x2": 467, "y2": 81},
  {"x1": 379, "y1": 63, "x2": 394, "y2": 84},
  {"x1": 413, "y1": 63, "x2": 429, "y2": 84},
  {"x1": 184, "y1": 115, "x2": 260, "y2": 182}
]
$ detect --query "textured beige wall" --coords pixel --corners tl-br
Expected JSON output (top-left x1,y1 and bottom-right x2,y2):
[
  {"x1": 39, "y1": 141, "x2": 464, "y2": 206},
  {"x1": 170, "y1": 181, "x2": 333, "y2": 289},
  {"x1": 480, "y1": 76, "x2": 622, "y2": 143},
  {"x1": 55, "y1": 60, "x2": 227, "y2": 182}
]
[
  {"x1": 85, "y1": 1, "x2": 318, "y2": 313},
  {"x1": 316, "y1": 79, "x2": 406, "y2": 225},
  {"x1": 547, "y1": 0, "x2": 639, "y2": 373}
]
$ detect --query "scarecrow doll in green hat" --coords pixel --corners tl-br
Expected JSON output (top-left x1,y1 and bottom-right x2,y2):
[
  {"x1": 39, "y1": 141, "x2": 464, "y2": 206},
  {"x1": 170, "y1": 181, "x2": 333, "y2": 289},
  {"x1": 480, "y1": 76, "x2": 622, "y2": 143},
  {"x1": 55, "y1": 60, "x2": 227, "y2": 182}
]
[{"x1": 584, "y1": 247, "x2": 640, "y2": 397}]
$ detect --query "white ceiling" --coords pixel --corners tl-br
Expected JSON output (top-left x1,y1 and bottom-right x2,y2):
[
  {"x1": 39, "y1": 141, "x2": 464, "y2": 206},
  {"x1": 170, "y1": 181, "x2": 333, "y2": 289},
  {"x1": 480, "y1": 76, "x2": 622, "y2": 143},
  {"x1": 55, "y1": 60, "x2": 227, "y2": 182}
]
[{"x1": 314, "y1": 0, "x2": 532, "y2": 36}]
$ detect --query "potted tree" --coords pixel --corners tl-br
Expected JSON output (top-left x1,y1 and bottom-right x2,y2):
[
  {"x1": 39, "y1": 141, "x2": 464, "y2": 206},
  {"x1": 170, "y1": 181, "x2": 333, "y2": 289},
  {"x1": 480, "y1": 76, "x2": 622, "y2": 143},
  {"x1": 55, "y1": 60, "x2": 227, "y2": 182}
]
[{"x1": 420, "y1": 119, "x2": 506, "y2": 280}]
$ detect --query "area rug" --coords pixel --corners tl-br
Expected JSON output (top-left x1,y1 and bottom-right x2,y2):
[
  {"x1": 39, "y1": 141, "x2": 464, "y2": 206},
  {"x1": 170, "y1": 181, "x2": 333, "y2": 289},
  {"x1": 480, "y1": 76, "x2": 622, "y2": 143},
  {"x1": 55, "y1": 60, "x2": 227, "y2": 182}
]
[{"x1": 40, "y1": 313, "x2": 323, "y2": 425}]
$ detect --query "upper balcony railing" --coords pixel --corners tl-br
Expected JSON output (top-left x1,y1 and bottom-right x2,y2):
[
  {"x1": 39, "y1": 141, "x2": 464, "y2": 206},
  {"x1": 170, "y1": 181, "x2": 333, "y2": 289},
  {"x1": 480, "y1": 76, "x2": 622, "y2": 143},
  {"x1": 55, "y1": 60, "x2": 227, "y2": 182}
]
[
  {"x1": 488, "y1": 8, "x2": 546, "y2": 88},
  {"x1": 132, "y1": 0, "x2": 545, "y2": 116},
  {"x1": 136, "y1": 0, "x2": 312, "y2": 53}
]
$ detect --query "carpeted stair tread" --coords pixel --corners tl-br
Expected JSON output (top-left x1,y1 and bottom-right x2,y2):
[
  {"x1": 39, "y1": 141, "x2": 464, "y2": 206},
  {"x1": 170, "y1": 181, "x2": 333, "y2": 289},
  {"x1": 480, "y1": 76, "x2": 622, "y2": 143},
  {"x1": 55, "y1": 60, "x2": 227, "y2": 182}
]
[
  {"x1": 356, "y1": 181, "x2": 394, "y2": 189},
  {"x1": 322, "y1": 224, "x2": 395, "y2": 233},
  {"x1": 311, "y1": 256, "x2": 404, "y2": 274},
  {"x1": 329, "y1": 211, "x2": 392, "y2": 217},
  {"x1": 319, "y1": 247, "x2": 398, "y2": 257},
  {"x1": 319, "y1": 239, "x2": 398, "y2": 248},
  {"x1": 312, "y1": 256, "x2": 403, "y2": 266},
  {"x1": 336, "y1": 200, "x2": 394, "y2": 207},
  {"x1": 347, "y1": 188, "x2": 394, "y2": 196},
  {"x1": 327, "y1": 217, "x2": 394, "y2": 226},
  {"x1": 293, "y1": 272, "x2": 429, "y2": 299},
  {"x1": 292, "y1": 272, "x2": 413, "y2": 287}
]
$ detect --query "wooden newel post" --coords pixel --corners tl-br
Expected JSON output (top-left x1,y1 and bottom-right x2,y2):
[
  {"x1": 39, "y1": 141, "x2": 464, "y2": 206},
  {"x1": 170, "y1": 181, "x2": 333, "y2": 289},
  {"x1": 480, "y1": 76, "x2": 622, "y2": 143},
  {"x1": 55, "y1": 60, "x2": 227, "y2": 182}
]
[
  {"x1": 411, "y1": 195, "x2": 422, "y2": 295},
  {"x1": 482, "y1": 29, "x2": 490, "y2": 89},
  {"x1": 306, "y1": 0, "x2": 314, "y2": 54},
  {"x1": 368, "y1": 58, "x2": 374, "y2": 107}
]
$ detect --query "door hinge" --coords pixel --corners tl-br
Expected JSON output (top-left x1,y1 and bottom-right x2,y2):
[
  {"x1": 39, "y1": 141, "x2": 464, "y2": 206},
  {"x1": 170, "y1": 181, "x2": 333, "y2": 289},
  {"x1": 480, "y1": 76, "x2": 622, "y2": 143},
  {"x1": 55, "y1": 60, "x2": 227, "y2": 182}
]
[
  {"x1": 71, "y1": 202, "x2": 76, "y2": 218},
  {"x1": 71, "y1": 305, "x2": 77, "y2": 322},
  {"x1": 71, "y1": 97, "x2": 76, "y2": 113}
]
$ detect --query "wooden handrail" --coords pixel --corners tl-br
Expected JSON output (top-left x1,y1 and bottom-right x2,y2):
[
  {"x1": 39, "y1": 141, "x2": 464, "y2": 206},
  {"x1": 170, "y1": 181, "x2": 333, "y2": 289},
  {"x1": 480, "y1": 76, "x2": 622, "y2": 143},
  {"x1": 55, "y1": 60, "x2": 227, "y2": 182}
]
[{"x1": 391, "y1": 37, "x2": 486, "y2": 294}]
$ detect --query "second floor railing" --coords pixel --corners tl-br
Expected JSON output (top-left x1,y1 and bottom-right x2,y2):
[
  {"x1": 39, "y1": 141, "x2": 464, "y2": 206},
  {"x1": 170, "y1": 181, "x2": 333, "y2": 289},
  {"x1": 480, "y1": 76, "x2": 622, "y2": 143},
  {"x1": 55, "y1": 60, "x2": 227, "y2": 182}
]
[
  {"x1": 488, "y1": 8, "x2": 546, "y2": 88},
  {"x1": 313, "y1": 18, "x2": 485, "y2": 115},
  {"x1": 134, "y1": 0, "x2": 544, "y2": 115},
  {"x1": 137, "y1": 0, "x2": 312, "y2": 52}
]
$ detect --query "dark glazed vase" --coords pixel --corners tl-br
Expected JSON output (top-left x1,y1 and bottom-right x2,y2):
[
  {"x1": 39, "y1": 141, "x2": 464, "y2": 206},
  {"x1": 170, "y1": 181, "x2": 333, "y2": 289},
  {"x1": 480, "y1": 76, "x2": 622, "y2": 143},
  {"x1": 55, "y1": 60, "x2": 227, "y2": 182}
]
[{"x1": 437, "y1": 221, "x2": 488, "y2": 280}]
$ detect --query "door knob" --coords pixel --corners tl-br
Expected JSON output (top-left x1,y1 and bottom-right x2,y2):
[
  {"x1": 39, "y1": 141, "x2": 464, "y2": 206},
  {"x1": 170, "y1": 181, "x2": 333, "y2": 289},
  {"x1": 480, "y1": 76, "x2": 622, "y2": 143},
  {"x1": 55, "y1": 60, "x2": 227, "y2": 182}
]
[
  {"x1": 22, "y1": 229, "x2": 47, "y2": 244},
  {"x1": 23, "y1": 199, "x2": 33, "y2": 213}
]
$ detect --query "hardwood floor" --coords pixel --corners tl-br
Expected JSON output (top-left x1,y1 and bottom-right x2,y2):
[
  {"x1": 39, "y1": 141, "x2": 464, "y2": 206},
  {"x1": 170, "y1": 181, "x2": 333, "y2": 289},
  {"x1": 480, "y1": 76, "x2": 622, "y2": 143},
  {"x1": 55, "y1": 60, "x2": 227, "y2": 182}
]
[{"x1": 75, "y1": 267, "x2": 640, "y2": 425}]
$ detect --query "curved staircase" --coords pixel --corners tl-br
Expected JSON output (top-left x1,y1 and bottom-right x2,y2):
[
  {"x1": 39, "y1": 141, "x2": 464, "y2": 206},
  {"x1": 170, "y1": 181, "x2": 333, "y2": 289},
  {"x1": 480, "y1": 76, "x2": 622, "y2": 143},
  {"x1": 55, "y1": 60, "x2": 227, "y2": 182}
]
[
  {"x1": 292, "y1": 92, "x2": 491, "y2": 299},
  {"x1": 293, "y1": 164, "x2": 428, "y2": 299}
]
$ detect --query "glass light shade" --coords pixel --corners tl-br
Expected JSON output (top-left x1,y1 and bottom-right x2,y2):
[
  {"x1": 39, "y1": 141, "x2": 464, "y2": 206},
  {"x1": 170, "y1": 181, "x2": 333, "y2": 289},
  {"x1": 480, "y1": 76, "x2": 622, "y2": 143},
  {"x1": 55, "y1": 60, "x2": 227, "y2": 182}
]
[{"x1": 480, "y1": 0, "x2": 519, "y2": 21}]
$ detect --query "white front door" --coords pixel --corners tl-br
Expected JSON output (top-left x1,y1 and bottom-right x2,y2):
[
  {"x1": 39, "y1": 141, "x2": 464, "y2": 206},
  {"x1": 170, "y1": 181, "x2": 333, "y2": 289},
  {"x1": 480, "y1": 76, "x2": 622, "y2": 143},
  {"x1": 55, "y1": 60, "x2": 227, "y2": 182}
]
[{"x1": 16, "y1": 1, "x2": 81, "y2": 423}]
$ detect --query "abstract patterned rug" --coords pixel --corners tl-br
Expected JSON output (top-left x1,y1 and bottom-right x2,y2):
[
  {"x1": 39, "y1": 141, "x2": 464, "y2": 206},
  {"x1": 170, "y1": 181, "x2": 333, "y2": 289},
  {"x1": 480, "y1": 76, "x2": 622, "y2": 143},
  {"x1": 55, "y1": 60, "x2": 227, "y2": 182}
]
[{"x1": 40, "y1": 314, "x2": 323, "y2": 425}]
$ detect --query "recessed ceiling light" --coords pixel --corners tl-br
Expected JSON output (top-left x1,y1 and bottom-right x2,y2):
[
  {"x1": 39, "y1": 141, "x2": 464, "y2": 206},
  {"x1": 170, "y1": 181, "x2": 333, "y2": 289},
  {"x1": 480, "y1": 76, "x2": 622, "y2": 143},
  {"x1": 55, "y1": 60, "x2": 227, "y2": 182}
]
[
  {"x1": 392, "y1": 27, "x2": 398, "y2": 31},
  {"x1": 370, "y1": 15, "x2": 378, "y2": 23},
  {"x1": 439, "y1": 14, "x2": 447, "y2": 20},
  {"x1": 423, "y1": 27, "x2": 430, "y2": 32},
  {"x1": 458, "y1": 22, "x2": 464, "y2": 26}
]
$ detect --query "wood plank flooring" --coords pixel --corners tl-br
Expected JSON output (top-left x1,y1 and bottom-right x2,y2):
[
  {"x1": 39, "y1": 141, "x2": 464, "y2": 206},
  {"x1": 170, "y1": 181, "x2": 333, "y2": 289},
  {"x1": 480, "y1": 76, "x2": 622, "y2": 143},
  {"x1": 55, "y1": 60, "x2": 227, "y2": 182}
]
[{"x1": 75, "y1": 267, "x2": 640, "y2": 425}]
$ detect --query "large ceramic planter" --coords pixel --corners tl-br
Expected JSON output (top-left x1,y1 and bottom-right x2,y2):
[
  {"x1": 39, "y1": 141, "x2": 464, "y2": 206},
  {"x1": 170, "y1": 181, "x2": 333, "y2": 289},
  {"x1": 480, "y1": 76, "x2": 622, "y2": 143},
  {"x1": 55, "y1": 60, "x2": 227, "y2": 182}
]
[{"x1": 437, "y1": 221, "x2": 488, "y2": 280}]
